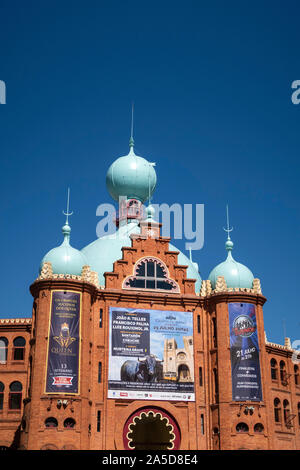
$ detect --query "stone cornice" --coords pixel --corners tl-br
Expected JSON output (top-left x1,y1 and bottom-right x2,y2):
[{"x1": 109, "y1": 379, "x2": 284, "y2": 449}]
[
  {"x1": 207, "y1": 291, "x2": 267, "y2": 306},
  {"x1": 265, "y1": 343, "x2": 295, "y2": 358},
  {"x1": 96, "y1": 288, "x2": 203, "y2": 308},
  {"x1": 0, "y1": 318, "x2": 31, "y2": 325},
  {"x1": 0, "y1": 317, "x2": 32, "y2": 332},
  {"x1": 30, "y1": 278, "x2": 98, "y2": 299},
  {"x1": 29, "y1": 278, "x2": 267, "y2": 308}
]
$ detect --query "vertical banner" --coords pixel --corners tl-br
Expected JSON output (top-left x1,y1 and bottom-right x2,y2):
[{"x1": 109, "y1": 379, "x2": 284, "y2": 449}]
[
  {"x1": 108, "y1": 307, "x2": 195, "y2": 401},
  {"x1": 228, "y1": 302, "x2": 262, "y2": 401},
  {"x1": 45, "y1": 291, "x2": 81, "y2": 394}
]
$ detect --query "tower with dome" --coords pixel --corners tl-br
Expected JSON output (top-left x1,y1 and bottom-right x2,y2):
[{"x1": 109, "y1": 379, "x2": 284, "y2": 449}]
[{"x1": 0, "y1": 133, "x2": 299, "y2": 451}]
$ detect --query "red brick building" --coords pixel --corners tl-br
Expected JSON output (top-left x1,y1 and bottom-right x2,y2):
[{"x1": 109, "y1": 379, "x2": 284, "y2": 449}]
[{"x1": 0, "y1": 140, "x2": 299, "y2": 450}]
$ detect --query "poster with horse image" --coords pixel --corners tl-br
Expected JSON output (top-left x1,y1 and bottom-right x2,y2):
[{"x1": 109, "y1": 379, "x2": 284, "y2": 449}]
[{"x1": 108, "y1": 307, "x2": 195, "y2": 401}]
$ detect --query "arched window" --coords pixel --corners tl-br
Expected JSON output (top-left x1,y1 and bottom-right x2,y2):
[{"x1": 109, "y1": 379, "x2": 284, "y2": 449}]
[
  {"x1": 271, "y1": 359, "x2": 278, "y2": 380},
  {"x1": 283, "y1": 400, "x2": 290, "y2": 426},
  {"x1": 123, "y1": 258, "x2": 179, "y2": 292},
  {"x1": 45, "y1": 417, "x2": 58, "y2": 428},
  {"x1": 13, "y1": 337, "x2": 26, "y2": 361},
  {"x1": 0, "y1": 382, "x2": 4, "y2": 410},
  {"x1": 0, "y1": 337, "x2": 8, "y2": 364},
  {"x1": 8, "y1": 381, "x2": 22, "y2": 410},
  {"x1": 64, "y1": 418, "x2": 76, "y2": 428},
  {"x1": 274, "y1": 398, "x2": 281, "y2": 423},
  {"x1": 236, "y1": 422, "x2": 249, "y2": 433},
  {"x1": 40, "y1": 444, "x2": 59, "y2": 450},
  {"x1": 254, "y1": 423, "x2": 264, "y2": 433},
  {"x1": 280, "y1": 361, "x2": 286, "y2": 384},
  {"x1": 178, "y1": 364, "x2": 190, "y2": 381},
  {"x1": 212, "y1": 318, "x2": 217, "y2": 348},
  {"x1": 294, "y1": 365, "x2": 299, "y2": 386},
  {"x1": 213, "y1": 368, "x2": 219, "y2": 396}
]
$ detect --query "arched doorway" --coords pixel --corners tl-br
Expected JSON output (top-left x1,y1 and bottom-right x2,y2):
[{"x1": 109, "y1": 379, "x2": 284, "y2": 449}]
[
  {"x1": 178, "y1": 364, "x2": 191, "y2": 382},
  {"x1": 123, "y1": 407, "x2": 180, "y2": 450}
]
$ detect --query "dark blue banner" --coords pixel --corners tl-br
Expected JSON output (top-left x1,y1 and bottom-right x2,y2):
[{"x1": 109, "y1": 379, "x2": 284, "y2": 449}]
[
  {"x1": 45, "y1": 291, "x2": 81, "y2": 394},
  {"x1": 111, "y1": 309, "x2": 150, "y2": 357},
  {"x1": 229, "y1": 303, "x2": 262, "y2": 402}
]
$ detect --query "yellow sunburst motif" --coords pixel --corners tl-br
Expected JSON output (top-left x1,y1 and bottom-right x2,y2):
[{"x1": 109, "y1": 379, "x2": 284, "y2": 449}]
[{"x1": 53, "y1": 322, "x2": 76, "y2": 348}]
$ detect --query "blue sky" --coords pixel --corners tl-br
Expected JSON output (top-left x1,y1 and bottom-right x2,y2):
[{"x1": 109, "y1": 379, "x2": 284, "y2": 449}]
[{"x1": 0, "y1": 1, "x2": 299, "y2": 345}]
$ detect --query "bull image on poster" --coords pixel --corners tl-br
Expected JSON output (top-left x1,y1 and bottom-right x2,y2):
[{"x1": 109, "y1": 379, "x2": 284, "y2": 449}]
[
  {"x1": 229, "y1": 302, "x2": 262, "y2": 401},
  {"x1": 45, "y1": 291, "x2": 81, "y2": 394},
  {"x1": 108, "y1": 307, "x2": 195, "y2": 401}
]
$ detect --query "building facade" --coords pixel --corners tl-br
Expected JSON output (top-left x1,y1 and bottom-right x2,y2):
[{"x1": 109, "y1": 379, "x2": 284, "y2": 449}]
[{"x1": 0, "y1": 138, "x2": 299, "y2": 450}]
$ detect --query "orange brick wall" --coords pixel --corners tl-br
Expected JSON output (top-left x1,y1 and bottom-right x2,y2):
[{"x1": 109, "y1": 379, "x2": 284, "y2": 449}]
[
  {"x1": 0, "y1": 320, "x2": 31, "y2": 449},
  {"x1": 0, "y1": 232, "x2": 299, "y2": 450}
]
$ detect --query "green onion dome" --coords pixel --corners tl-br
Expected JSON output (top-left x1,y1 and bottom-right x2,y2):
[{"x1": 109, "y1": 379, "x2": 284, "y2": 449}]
[
  {"x1": 208, "y1": 237, "x2": 254, "y2": 289},
  {"x1": 106, "y1": 139, "x2": 157, "y2": 203},
  {"x1": 40, "y1": 223, "x2": 88, "y2": 276}
]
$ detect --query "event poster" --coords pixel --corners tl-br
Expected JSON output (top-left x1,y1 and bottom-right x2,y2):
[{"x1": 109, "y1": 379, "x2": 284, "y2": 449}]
[
  {"x1": 229, "y1": 302, "x2": 263, "y2": 402},
  {"x1": 45, "y1": 290, "x2": 81, "y2": 394},
  {"x1": 108, "y1": 307, "x2": 195, "y2": 401}
]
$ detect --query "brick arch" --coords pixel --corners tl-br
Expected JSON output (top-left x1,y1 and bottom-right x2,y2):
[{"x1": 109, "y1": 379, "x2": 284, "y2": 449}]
[
  {"x1": 123, "y1": 406, "x2": 181, "y2": 450},
  {"x1": 123, "y1": 256, "x2": 180, "y2": 293},
  {"x1": 40, "y1": 443, "x2": 59, "y2": 450},
  {"x1": 114, "y1": 400, "x2": 188, "y2": 450},
  {"x1": 231, "y1": 417, "x2": 251, "y2": 435}
]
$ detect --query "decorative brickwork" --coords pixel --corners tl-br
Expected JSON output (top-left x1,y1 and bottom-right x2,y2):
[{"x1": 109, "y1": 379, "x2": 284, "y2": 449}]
[{"x1": 0, "y1": 228, "x2": 299, "y2": 450}]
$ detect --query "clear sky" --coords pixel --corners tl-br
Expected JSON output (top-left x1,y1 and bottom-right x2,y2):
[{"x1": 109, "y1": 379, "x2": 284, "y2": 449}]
[{"x1": 0, "y1": 1, "x2": 299, "y2": 346}]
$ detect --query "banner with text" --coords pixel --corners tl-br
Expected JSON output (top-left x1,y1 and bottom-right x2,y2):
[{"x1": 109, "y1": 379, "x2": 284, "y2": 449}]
[
  {"x1": 45, "y1": 291, "x2": 81, "y2": 394},
  {"x1": 229, "y1": 302, "x2": 262, "y2": 401},
  {"x1": 108, "y1": 307, "x2": 195, "y2": 401}
]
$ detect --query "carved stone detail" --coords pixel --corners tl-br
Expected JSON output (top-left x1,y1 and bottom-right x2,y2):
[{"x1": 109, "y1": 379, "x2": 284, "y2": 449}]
[
  {"x1": 39, "y1": 262, "x2": 53, "y2": 279},
  {"x1": 200, "y1": 280, "x2": 213, "y2": 297},
  {"x1": 252, "y1": 278, "x2": 262, "y2": 294},
  {"x1": 214, "y1": 276, "x2": 227, "y2": 293}
]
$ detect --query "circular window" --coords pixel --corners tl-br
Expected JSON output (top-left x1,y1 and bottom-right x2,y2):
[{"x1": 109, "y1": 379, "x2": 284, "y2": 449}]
[
  {"x1": 64, "y1": 418, "x2": 76, "y2": 429},
  {"x1": 254, "y1": 423, "x2": 264, "y2": 433},
  {"x1": 45, "y1": 417, "x2": 58, "y2": 428},
  {"x1": 236, "y1": 422, "x2": 249, "y2": 433},
  {"x1": 177, "y1": 352, "x2": 186, "y2": 360},
  {"x1": 123, "y1": 407, "x2": 180, "y2": 450}
]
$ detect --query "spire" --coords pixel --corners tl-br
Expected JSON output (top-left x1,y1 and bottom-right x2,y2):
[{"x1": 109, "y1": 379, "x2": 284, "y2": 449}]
[
  {"x1": 129, "y1": 102, "x2": 134, "y2": 150},
  {"x1": 62, "y1": 187, "x2": 73, "y2": 243},
  {"x1": 223, "y1": 204, "x2": 234, "y2": 254},
  {"x1": 145, "y1": 204, "x2": 155, "y2": 220},
  {"x1": 106, "y1": 106, "x2": 157, "y2": 203}
]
